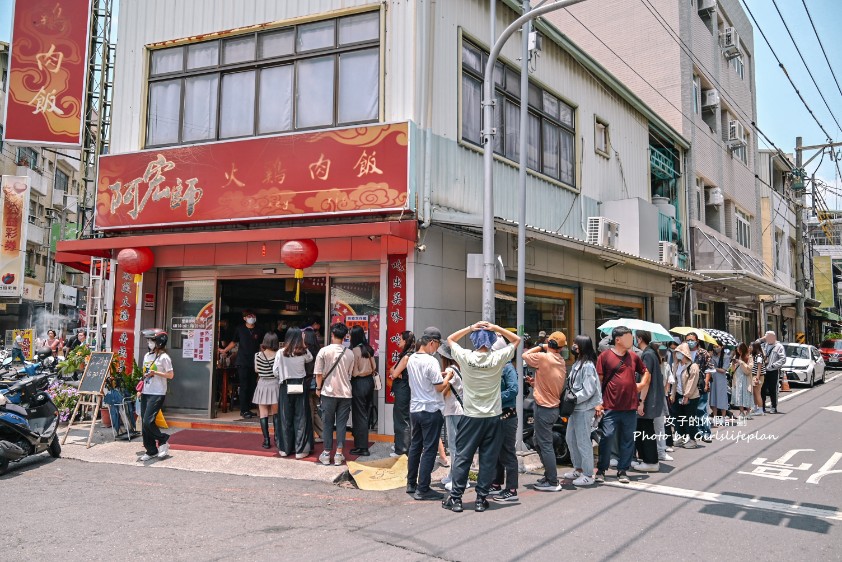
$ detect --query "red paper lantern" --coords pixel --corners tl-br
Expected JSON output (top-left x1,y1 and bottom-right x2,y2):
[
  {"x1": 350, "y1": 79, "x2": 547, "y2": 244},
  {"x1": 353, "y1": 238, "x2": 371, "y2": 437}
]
[
  {"x1": 116, "y1": 247, "x2": 155, "y2": 275},
  {"x1": 281, "y1": 240, "x2": 318, "y2": 302}
]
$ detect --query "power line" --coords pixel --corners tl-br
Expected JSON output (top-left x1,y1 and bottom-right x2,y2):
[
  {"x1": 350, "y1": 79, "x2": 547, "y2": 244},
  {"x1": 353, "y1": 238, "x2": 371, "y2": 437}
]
[
  {"x1": 770, "y1": 0, "x2": 842, "y2": 134},
  {"x1": 800, "y1": 0, "x2": 842, "y2": 105},
  {"x1": 739, "y1": 0, "x2": 835, "y2": 142}
]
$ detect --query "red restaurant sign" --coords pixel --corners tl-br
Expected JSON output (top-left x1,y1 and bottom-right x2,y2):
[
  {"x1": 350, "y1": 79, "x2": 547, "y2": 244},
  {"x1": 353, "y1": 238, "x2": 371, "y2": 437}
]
[
  {"x1": 95, "y1": 123, "x2": 410, "y2": 230},
  {"x1": 111, "y1": 266, "x2": 137, "y2": 377},
  {"x1": 4, "y1": 0, "x2": 92, "y2": 147},
  {"x1": 385, "y1": 255, "x2": 407, "y2": 405}
]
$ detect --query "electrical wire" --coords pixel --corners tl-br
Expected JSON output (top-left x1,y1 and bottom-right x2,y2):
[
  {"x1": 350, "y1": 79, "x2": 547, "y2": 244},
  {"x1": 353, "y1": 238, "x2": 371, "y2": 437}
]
[
  {"x1": 770, "y1": 0, "x2": 842, "y2": 134},
  {"x1": 800, "y1": 0, "x2": 842, "y2": 105}
]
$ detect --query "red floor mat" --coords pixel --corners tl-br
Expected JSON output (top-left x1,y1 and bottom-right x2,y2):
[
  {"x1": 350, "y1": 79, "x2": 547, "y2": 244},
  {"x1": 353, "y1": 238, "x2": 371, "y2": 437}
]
[{"x1": 167, "y1": 429, "x2": 369, "y2": 461}]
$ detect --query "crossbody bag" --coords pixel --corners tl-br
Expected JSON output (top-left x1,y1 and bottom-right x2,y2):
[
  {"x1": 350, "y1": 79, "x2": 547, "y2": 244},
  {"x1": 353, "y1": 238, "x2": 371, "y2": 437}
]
[
  {"x1": 278, "y1": 353, "x2": 305, "y2": 394},
  {"x1": 559, "y1": 363, "x2": 579, "y2": 417},
  {"x1": 318, "y1": 347, "x2": 349, "y2": 398}
]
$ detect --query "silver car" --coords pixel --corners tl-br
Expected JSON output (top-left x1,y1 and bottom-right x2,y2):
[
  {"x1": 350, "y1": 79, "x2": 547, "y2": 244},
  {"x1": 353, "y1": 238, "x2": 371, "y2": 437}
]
[{"x1": 782, "y1": 344, "x2": 826, "y2": 387}]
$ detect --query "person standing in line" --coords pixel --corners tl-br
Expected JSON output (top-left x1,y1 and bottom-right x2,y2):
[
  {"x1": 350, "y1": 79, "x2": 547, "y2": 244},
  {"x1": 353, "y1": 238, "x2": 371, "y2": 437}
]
[
  {"x1": 731, "y1": 343, "x2": 754, "y2": 420},
  {"x1": 594, "y1": 326, "x2": 650, "y2": 484},
  {"x1": 438, "y1": 342, "x2": 464, "y2": 491},
  {"x1": 670, "y1": 343, "x2": 701, "y2": 449},
  {"x1": 631, "y1": 330, "x2": 661, "y2": 473},
  {"x1": 302, "y1": 317, "x2": 324, "y2": 443},
  {"x1": 138, "y1": 329, "x2": 174, "y2": 462},
  {"x1": 750, "y1": 342, "x2": 767, "y2": 417},
  {"x1": 655, "y1": 344, "x2": 675, "y2": 460},
  {"x1": 44, "y1": 330, "x2": 61, "y2": 356},
  {"x1": 443, "y1": 322, "x2": 520, "y2": 513},
  {"x1": 762, "y1": 331, "x2": 785, "y2": 414},
  {"x1": 522, "y1": 331, "x2": 568, "y2": 492},
  {"x1": 349, "y1": 326, "x2": 377, "y2": 457},
  {"x1": 389, "y1": 331, "x2": 415, "y2": 458},
  {"x1": 489, "y1": 346, "x2": 519, "y2": 502},
  {"x1": 709, "y1": 343, "x2": 731, "y2": 423},
  {"x1": 314, "y1": 323, "x2": 355, "y2": 466},
  {"x1": 253, "y1": 333, "x2": 280, "y2": 449},
  {"x1": 562, "y1": 335, "x2": 602, "y2": 487},
  {"x1": 222, "y1": 310, "x2": 262, "y2": 419},
  {"x1": 685, "y1": 332, "x2": 713, "y2": 443},
  {"x1": 405, "y1": 327, "x2": 452, "y2": 501},
  {"x1": 275, "y1": 328, "x2": 314, "y2": 459}
]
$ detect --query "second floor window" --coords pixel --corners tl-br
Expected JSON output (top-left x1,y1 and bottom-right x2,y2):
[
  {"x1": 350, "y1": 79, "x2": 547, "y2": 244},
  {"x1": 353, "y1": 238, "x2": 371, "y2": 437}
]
[
  {"x1": 54, "y1": 168, "x2": 69, "y2": 192},
  {"x1": 736, "y1": 209, "x2": 751, "y2": 249},
  {"x1": 461, "y1": 40, "x2": 576, "y2": 187},
  {"x1": 146, "y1": 11, "x2": 380, "y2": 147},
  {"x1": 17, "y1": 146, "x2": 38, "y2": 168}
]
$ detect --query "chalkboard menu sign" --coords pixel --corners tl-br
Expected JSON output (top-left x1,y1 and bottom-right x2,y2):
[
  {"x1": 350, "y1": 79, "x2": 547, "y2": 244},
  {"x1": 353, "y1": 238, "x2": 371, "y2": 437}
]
[{"x1": 78, "y1": 352, "x2": 114, "y2": 394}]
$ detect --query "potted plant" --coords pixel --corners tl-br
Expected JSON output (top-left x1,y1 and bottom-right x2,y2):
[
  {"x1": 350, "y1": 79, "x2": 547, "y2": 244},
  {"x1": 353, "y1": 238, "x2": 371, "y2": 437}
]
[
  {"x1": 58, "y1": 345, "x2": 91, "y2": 379},
  {"x1": 46, "y1": 381, "x2": 80, "y2": 424}
]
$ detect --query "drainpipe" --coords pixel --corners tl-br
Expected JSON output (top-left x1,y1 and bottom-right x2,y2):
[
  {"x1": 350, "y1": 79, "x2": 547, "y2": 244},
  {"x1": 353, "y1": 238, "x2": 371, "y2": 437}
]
[{"x1": 420, "y1": 0, "x2": 436, "y2": 229}]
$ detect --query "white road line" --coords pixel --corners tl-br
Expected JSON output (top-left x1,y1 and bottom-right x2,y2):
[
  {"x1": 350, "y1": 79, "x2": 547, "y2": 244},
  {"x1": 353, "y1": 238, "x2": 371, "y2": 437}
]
[
  {"x1": 606, "y1": 481, "x2": 842, "y2": 521},
  {"x1": 777, "y1": 372, "x2": 842, "y2": 403}
]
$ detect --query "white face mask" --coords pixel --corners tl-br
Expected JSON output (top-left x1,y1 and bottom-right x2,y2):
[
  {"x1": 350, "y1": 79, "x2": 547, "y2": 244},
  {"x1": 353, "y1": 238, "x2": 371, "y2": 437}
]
[
  {"x1": 148, "y1": 340, "x2": 156, "y2": 351},
  {"x1": 245, "y1": 316, "x2": 256, "y2": 325}
]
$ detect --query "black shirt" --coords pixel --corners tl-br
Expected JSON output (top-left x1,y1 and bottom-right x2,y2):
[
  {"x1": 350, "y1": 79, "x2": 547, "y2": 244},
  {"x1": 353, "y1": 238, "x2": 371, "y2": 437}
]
[{"x1": 233, "y1": 324, "x2": 261, "y2": 368}]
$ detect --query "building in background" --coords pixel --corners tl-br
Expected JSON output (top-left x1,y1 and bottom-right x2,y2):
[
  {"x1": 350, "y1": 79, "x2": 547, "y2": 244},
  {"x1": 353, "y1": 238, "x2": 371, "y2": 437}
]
[
  {"x1": 0, "y1": 42, "x2": 87, "y2": 344},
  {"x1": 550, "y1": 0, "x2": 798, "y2": 343}
]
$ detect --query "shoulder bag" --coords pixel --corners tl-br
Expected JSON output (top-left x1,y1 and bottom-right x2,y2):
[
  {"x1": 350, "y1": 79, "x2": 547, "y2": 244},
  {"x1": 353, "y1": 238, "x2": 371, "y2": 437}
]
[
  {"x1": 317, "y1": 348, "x2": 350, "y2": 413},
  {"x1": 559, "y1": 363, "x2": 578, "y2": 417},
  {"x1": 448, "y1": 366, "x2": 464, "y2": 408},
  {"x1": 278, "y1": 353, "x2": 305, "y2": 394},
  {"x1": 592, "y1": 355, "x2": 627, "y2": 443},
  {"x1": 369, "y1": 357, "x2": 382, "y2": 391}
]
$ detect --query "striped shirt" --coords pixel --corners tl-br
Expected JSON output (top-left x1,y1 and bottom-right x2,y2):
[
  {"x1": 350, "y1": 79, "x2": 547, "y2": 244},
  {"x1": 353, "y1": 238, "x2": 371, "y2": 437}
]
[{"x1": 255, "y1": 351, "x2": 277, "y2": 378}]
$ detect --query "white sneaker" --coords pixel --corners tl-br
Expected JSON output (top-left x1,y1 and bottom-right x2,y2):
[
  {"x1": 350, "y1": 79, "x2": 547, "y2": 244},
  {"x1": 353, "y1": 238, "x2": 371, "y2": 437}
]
[
  {"x1": 334, "y1": 452, "x2": 345, "y2": 466},
  {"x1": 157, "y1": 443, "x2": 170, "y2": 458},
  {"x1": 295, "y1": 452, "x2": 307, "y2": 459},
  {"x1": 658, "y1": 454, "x2": 674, "y2": 462},
  {"x1": 631, "y1": 461, "x2": 660, "y2": 472},
  {"x1": 389, "y1": 452, "x2": 400, "y2": 458},
  {"x1": 665, "y1": 446, "x2": 675, "y2": 452},
  {"x1": 562, "y1": 470, "x2": 582, "y2": 480},
  {"x1": 683, "y1": 440, "x2": 699, "y2": 449},
  {"x1": 138, "y1": 454, "x2": 153, "y2": 462},
  {"x1": 572, "y1": 475, "x2": 595, "y2": 486},
  {"x1": 445, "y1": 480, "x2": 453, "y2": 492},
  {"x1": 318, "y1": 451, "x2": 331, "y2": 465},
  {"x1": 609, "y1": 458, "x2": 619, "y2": 468},
  {"x1": 768, "y1": 407, "x2": 777, "y2": 414}
]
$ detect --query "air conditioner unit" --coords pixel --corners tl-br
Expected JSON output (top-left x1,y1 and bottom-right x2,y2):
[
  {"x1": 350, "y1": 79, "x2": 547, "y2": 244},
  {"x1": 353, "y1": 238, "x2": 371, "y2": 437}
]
[
  {"x1": 659, "y1": 241, "x2": 679, "y2": 267},
  {"x1": 586, "y1": 216, "x2": 620, "y2": 249},
  {"x1": 720, "y1": 27, "x2": 742, "y2": 59},
  {"x1": 698, "y1": 0, "x2": 716, "y2": 14},
  {"x1": 702, "y1": 89, "x2": 720, "y2": 108},
  {"x1": 27, "y1": 214, "x2": 38, "y2": 225},
  {"x1": 728, "y1": 120, "x2": 746, "y2": 147},
  {"x1": 705, "y1": 186, "x2": 724, "y2": 206}
]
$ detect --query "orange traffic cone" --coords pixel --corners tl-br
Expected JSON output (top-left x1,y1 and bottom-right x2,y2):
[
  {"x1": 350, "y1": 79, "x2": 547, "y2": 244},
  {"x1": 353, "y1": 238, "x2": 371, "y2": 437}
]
[{"x1": 780, "y1": 376, "x2": 791, "y2": 392}]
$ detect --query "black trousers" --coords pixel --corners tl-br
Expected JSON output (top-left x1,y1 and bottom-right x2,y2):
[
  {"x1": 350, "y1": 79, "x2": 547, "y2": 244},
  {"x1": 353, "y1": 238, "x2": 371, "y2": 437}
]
[
  {"x1": 675, "y1": 396, "x2": 701, "y2": 439},
  {"x1": 634, "y1": 417, "x2": 659, "y2": 464},
  {"x1": 762, "y1": 369, "x2": 779, "y2": 410},
  {"x1": 392, "y1": 378, "x2": 411, "y2": 455},
  {"x1": 279, "y1": 380, "x2": 311, "y2": 456},
  {"x1": 237, "y1": 364, "x2": 256, "y2": 415},
  {"x1": 449, "y1": 416, "x2": 502, "y2": 500},
  {"x1": 494, "y1": 414, "x2": 519, "y2": 490},
  {"x1": 351, "y1": 375, "x2": 374, "y2": 449},
  {"x1": 140, "y1": 394, "x2": 168, "y2": 456},
  {"x1": 407, "y1": 410, "x2": 444, "y2": 493}
]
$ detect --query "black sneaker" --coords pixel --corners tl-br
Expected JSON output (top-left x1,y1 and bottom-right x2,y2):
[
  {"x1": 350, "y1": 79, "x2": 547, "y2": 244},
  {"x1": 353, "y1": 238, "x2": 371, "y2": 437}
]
[
  {"x1": 413, "y1": 489, "x2": 444, "y2": 501},
  {"x1": 594, "y1": 470, "x2": 605, "y2": 483},
  {"x1": 406, "y1": 483, "x2": 417, "y2": 494},
  {"x1": 475, "y1": 496, "x2": 490, "y2": 512},
  {"x1": 492, "y1": 489, "x2": 519, "y2": 503},
  {"x1": 488, "y1": 483, "x2": 503, "y2": 495},
  {"x1": 617, "y1": 471, "x2": 630, "y2": 484},
  {"x1": 442, "y1": 496, "x2": 463, "y2": 512}
]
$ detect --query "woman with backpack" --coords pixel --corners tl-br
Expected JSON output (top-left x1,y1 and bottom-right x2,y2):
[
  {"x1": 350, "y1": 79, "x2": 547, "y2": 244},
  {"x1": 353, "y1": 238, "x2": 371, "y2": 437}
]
[
  {"x1": 138, "y1": 329, "x2": 174, "y2": 462},
  {"x1": 562, "y1": 335, "x2": 602, "y2": 487},
  {"x1": 671, "y1": 343, "x2": 701, "y2": 449},
  {"x1": 389, "y1": 331, "x2": 415, "y2": 457}
]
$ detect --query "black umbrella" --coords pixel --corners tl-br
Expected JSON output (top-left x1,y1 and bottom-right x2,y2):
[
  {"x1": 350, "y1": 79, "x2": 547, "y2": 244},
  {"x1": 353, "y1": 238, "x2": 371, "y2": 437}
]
[{"x1": 704, "y1": 328, "x2": 738, "y2": 347}]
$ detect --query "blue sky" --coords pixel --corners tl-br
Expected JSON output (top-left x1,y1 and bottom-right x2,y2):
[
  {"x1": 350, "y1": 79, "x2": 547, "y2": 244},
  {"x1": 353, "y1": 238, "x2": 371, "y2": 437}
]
[{"x1": 0, "y1": 0, "x2": 840, "y2": 205}]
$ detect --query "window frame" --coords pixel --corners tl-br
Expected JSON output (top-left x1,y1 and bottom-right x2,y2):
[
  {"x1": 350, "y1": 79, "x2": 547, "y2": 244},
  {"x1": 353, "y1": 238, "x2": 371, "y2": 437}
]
[
  {"x1": 458, "y1": 36, "x2": 578, "y2": 190},
  {"x1": 735, "y1": 208, "x2": 751, "y2": 249},
  {"x1": 144, "y1": 11, "x2": 381, "y2": 149},
  {"x1": 692, "y1": 75, "x2": 701, "y2": 115},
  {"x1": 594, "y1": 115, "x2": 610, "y2": 158}
]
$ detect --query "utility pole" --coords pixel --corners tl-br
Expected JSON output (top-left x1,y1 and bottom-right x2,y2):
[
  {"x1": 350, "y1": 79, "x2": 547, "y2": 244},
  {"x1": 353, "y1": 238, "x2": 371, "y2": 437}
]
[{"x1": 795, "y1": 137, "x2": 805, "y2": 341}]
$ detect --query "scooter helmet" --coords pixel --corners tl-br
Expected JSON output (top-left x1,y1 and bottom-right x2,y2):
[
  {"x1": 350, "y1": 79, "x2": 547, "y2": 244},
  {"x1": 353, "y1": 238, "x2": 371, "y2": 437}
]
[{"x1": 141, "y1": 328, "x2": 168, "y2": 348}]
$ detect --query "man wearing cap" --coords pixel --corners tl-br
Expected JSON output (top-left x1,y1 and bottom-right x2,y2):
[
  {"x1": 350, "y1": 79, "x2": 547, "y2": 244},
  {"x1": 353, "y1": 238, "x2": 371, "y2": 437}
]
[
  {"x1": 406, "y1": 327, "x2": 453, "y2": 501},
  {"x1": 762, "y1": 331, "x2": 786, "y2": 414},
  {"x1": 522, "y1": 331, "x2": 568, "y2": 491},
  {"x1": 443, "y1": 322, "x2": 521, "y2": 513}
]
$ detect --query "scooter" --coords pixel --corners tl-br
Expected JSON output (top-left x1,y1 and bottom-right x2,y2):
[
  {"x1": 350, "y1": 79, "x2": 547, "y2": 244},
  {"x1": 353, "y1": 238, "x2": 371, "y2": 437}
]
[
  {"x1": 522, "y1": 388, "x2": 571, "y2": 465},
  {"x1": 0, "y1": 374, "x2": 61, "y2": 476}
]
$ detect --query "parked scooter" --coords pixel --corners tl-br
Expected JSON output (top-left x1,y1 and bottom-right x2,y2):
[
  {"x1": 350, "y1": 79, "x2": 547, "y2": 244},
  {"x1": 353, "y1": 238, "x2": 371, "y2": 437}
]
[
  {"x1": 522, "y1": 388, "x2": 571, "y2": 465},
  {"x1": 0, "y1": 374, "x2": 61, "y2": 475}
]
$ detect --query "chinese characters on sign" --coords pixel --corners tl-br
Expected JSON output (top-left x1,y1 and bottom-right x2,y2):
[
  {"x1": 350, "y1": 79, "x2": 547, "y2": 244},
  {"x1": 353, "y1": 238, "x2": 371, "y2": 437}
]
[
  {"x1": 0, "y1": 176, "x2": 30, "y2": 298},
  {"x1": 738, "y1": 449, "x2": 842, "y2": 485},
  {"x1": 110, "y1": 268, "x2": 137, "y2": 377},
  {"x1": 5, "y1": 0, "x2": 92, "y2": 146},
  {"x1": 385, "y1": 255, "x2": 407, "y2": 404},
  {"x1": 96, "y1": 123, "x2": 409, "y2": 230}
]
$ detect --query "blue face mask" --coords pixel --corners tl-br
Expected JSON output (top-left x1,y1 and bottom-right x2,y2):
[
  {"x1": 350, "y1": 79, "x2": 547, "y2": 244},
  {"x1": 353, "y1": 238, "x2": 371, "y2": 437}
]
[{"x1": 687, "y1": 341, "x2": 698, "y2": 350}]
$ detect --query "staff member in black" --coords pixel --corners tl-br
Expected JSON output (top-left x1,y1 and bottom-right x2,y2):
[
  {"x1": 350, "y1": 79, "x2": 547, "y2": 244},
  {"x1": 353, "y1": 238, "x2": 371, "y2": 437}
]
[{"x1": 222, "y1": 310, "x2": 263, "y2": 419}]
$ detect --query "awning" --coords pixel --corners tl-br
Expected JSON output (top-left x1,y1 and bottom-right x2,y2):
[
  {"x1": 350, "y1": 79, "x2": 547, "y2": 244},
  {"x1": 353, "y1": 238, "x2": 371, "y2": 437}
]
[
  {"x1": 809, "y1": 308, "x2": 842, "y2": 322},
  {"x1": 694, "y1": 270, "x2": 800, "y2": 298}
]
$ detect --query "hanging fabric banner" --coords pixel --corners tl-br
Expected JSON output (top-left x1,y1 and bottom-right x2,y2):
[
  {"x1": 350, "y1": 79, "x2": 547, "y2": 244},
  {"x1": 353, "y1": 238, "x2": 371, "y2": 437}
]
[{"x1": 385, "y1": 255, "x2": 407, "y2": 405}]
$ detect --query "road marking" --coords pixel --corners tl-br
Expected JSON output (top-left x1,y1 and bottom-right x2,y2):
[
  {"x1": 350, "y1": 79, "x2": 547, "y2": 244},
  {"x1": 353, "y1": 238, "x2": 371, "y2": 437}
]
[
  {"x1": 777, "y1": 372, "x2": 842, "y2": 404},
  {"x1": 606, "y1": 481, "x2": 842, "y2": 521},
  {"x1": 822, "y1": 405, "x2": 842, "y2": 413}
]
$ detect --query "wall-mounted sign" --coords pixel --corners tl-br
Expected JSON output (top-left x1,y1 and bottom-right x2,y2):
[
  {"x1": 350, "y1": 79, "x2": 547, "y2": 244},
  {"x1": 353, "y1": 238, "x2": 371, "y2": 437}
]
[{"x1": 0, "y1": 175, "x2": 30, "y2": 298}]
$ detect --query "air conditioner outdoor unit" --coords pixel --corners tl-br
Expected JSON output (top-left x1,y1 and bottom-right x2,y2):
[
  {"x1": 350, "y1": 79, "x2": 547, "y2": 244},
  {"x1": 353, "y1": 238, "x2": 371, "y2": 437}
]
[
  {"x1": 720, "y1": 27, "x2": 742, "y2": 59},
  {"x1": 586, "y1": 216, "x2": 620, "y2": 249},
  {"x1": 698, "y1": 0, "x2": 716, "y2": 14},
  {"x1": 659, "y1": 241, "x2": 679, "y2": 267},
  {"x1": 27, "y1": 214, "x2": 38, "y2": 225},
  {"x1": 728, "y1": 120, "x2": 746, "y2": 147},
  {"x1": 702, "y1": 89, "x2": 720, "y2": 108},
  {"x1": 705, "y1": 186, "x2": 724, "y2": 206}
]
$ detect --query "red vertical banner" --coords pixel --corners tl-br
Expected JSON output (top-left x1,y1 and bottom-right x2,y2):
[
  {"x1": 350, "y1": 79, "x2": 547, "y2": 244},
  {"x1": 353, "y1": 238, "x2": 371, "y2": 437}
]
[
  {"x1": 111, "y1": 265, "x2": 138, "y2": 376},
  {"x1": 385, "y1": 255, "x2": 407, "y2": 405},
  {"x1": 5, "y1": 0, "x2": 92, "y2": 146}
]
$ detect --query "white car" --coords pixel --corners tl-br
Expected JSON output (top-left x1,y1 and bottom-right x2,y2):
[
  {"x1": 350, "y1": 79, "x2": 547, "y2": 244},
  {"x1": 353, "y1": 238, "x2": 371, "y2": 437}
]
[{"x1": 782, "y1": 344, "x2": 826, "y2": 387}]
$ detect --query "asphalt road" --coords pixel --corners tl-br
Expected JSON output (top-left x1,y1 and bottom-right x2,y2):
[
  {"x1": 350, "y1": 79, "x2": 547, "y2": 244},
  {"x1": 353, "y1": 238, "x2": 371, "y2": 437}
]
[{"x1": 3, "y1": 374, "x2": 842, "y2": 561}]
